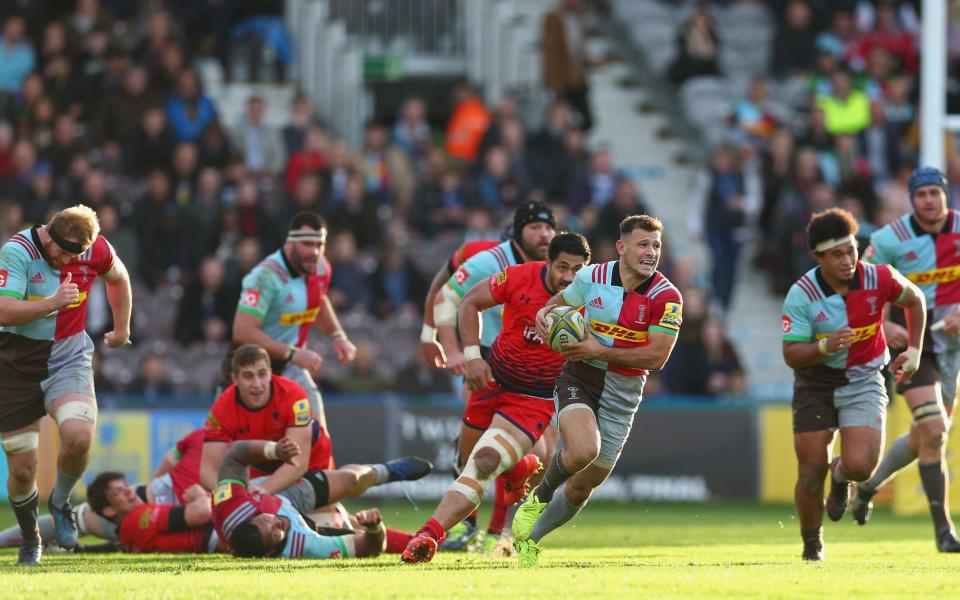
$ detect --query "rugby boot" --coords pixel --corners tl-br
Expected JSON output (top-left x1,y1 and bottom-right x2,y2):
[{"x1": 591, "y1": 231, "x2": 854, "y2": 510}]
[
  {"x1": 401, "y1": 534, "x2": 438, "y2": 564},
  {"x1": 825, "y1": 459, "x2": 851, "y2": 522},
  {"x1": 17, "y1": 537, "x2": 42, "y2": 565},
  {"x1": 440, "y1": 519, "x2": 478, "y2": 551},
  {"x1": 516, "y1": 538, "x2": 541, "y2": 567},
  {"x1": 503, "y1": 454, "x2": 543, "y2": 506},
  {"x1": 386, "y1": 456, "x2": 433, "y2": 482},
  {"x1": 936, "y1": 530, "x2": 960, "y2": 553},
  {"x1": 480, "y1": 531, "x2": 498, "y2": 555},
  {"x1": 512, "y1": 492, "x2": 548, "y2": 541},
  {"x1": 801, "y1": 540, "x2": 824, "y2": 561},
  {"x1": 48, "y1": 494, "x2": 78, "y2": 549},
  {"x1": 850, "y1": 488, "x2": 874, "y2": 525}
]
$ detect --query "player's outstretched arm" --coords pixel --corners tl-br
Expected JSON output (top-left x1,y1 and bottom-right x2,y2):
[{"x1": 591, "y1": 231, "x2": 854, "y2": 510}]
[
  {"x1": 435, "y1": 282, "x2": 467, "y2": 375},
  {"x1": 200, "y1": 441, "x2": 228, "y2": 491},
  {"x1": 101, "y1": 256, "x2": 132, "y2": 347},
  {"x1": 217, "y1": 438, "x2": 301, "y2": 485},
  {"x1": 420, "y1": 262, "x2": 453, "y2": 367},
  {"x1": 459, "y1": 282, "x2": 499, "y2": 391}
]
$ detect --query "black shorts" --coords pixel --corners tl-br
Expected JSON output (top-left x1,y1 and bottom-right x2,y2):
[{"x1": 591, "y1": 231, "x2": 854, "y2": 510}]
[
  {"x1": 896, "y1": 351, "x2": 939, "y2": 394},
  {"x1": 0, "y1": 333, "x2": 52, "y2": 432}
]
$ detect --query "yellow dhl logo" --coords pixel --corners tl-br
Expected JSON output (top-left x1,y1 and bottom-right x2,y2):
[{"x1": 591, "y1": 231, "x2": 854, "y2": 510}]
[
  {"x1": 28, "y1": 291, "x2": 87, "y2": 308},
  {"x1": 279, "y1": 307, "x2": 320, "y2": 325},
  {"x1": 589, "y1": 318, "x2": 648, "y2": 342},
  {"x1": 906, "y1": 265, "x2": 960, "y2": 285},
  {"x1": 815, "y1": 322, "x2": 877, "y2": 343}
]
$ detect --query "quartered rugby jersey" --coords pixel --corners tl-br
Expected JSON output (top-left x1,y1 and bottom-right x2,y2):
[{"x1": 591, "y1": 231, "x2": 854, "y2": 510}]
[
  {"x1": 237, "y1": 249, "x2": 331, "y2": 348},
  {"x1": 449, "y1": 240, "x2": 524, "y2": 348},
  {"x1": 0, "y1": 227, "x2": 115, "y2": 340},
  {"x1": 867, "y1": 209, "x2": 960, "y2": 350},
  {"x1": 781, "y1": 262, "x2": 906, "y2": 380},
  {"x1": 212, "y1": 482, "x2": 349, "y2": 559},
  {"x1": 561, "y1": 261, "x2": 682, "y2": 376},
  {"x1": 448, "y1": 239, "x2": 498, "y2": 274}
]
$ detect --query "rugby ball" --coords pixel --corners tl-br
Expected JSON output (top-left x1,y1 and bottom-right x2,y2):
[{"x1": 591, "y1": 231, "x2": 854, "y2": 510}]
[{"x1": 546, "y1": 306, "x2": 587, "y2": 352}]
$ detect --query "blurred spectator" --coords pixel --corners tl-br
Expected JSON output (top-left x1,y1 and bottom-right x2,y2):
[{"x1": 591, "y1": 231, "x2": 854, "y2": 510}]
[
  {"x1": 850, "y1": 0, "x2": 917, "y2": 74},
  {"x1": 412, "y1": 148, "x2": 466, "y2": 235},
  {"x1": 567, "y1": 147, "x2": 616, "y2": 213},
  {"x1": 542, "y1": 0, "x2": 593, "y2": 130},
  {"x1": 44, "y1": 114, "x2": 82, "y2": 177},
  {"x1": 0, "y1": 200, "x2": 24, "y2": 242},
  {"x1": 445, "y1": 82, "x2": 490, "y2": 163},
  {"x1": 175, "y1": 255, "x2": 238, "y2": 346},
  {"x1": 668, "y1": 8, "x2": 721, "y2": 85},
  {"x1": 183, "y1": 166, "x2": 224, "y2": 251},
  {"x1": 478, "y1": 95, "x2": 520, "y2": 164},
  {"x1": 165, "y1": 69, "x2": 218, "y2": 142},
  {"x1": 170, "y1": 142, "x2": 199, "y2": 205},
  {"x1": 371, "y1": 244, "x2": 428, "y2": 319},
  {"x1": 527, "y1": 100, "x2": 573, "y2": 201},
  {"x1": 79, "y1": 168, "x2": 116, "y2": 211},
  {"x1": 758, "y1": 129, "x2": 794, "y2": 242},
  {"x1": 0, "y1": 16, "x2": 35, "y2": 97},
  {"x1": 280, "y1": 172, "x2": 323, "y2": 230},
  {"x1": 284, "y1": 124, "x2": 328, "y2": 194},
  {"x1": 232, "y1": 177, "x2": 275, "y2": 247},
  {"x1": 337, "y1": 343, "x2": 388, "y2": 393},
  {"x1": 231, "y1": 95, "x2": 285, "y2": 175},
  {"x1": 462, "y1": 207, "x2": 500, "y2": 243},
  {"x1": 96, "y1": 202, "x2": 139, "y2": 279},
  {"x1": 22, "y1": 161, "x2": 57, "y2": 224},
  {"x1": 0, "y1": 139, "x2": 36, "y2": 201},
  {"x1": 593, "y1": 177, "x2": 649, "y2": 246},
  {"x1": 394, "y1": 348, "x2": 454, "y2": 395},
  {"x1": 197, "y1": 122, "x2": 231, "y2": 170},
  {"x1": 327, "y1": 232, "x2": 373, "y2": 313},
  {"x1": 125, "y1": 105, "x2": 175, "y2": 176},
  {"x1": 282, "y1": 93, "x2": 325, "y2": 155},
  {"x1": 858, "y1": 102, "x2": 902, "y2": 184},
  {"x1": 729, "y1": 79, "x2": 780, "y2": 151},
  {"x1": 664, "y1": 318, "x2": 746, "y2": 396},
  {"x1": 816, "y1": 70, "x2": 871, "y2": 136},
  {"x1": 95, "y1": 65, "x2": 157, "y2": 147},
  {"x1": 128, "y1": 351, "x2": 175, "y2": 400},
  {"x1": 136, "y1": 169, "x2": 185, "y2": 289},
  {"x1": 772, "y1": 0, "x2": 818, "y2": 78},
  {"x1": 815, "y1": 9, "x2": 858, "y2": 61},
  {"x1": 361, "y1": 121, "x2": 414, "y2": 207},
  {"x1": 468, "y1": 146, "x2": 525, "y2": 215},
  {"x1": 327, "y1": 172, "x2": 381, "y2": 251},
  {"x1": 392, "y1": 97, "x2": 431, "y2": 173}
]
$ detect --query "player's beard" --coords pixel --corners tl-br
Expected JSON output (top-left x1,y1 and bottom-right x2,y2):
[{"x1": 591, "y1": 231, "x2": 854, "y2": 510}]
[{"x1": 520, "y1": 239, "x2": 550, "y2": 261}]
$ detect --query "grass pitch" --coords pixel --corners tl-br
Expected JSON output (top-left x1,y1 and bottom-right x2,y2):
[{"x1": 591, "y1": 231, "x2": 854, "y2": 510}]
[{"x1": 0, "y1": 501, "x2": 955, "y2": 599}]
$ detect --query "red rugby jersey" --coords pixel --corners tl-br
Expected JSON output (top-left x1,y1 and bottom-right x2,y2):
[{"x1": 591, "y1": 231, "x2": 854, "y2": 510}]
[
  {"x1": 118, "y1": 504, "x2": 206, "y2": 553},
  {"x1": 486, "y1": 261, "x2": 565, "y2": 398},
  {"x1": 169, "y1": 429, "x2": 204, "y2": 503},
  {"x1": 211, "y1": 482, "x2": 282, "y2": 555}
]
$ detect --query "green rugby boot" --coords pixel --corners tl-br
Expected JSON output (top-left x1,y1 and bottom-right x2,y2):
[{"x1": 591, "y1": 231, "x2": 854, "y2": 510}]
[
  {"x1": 512, "y1": 492, "x2": 547, "y2": 541},
  {"x1": 515, "y1": 538, "x2": 541, "y2": 567}
]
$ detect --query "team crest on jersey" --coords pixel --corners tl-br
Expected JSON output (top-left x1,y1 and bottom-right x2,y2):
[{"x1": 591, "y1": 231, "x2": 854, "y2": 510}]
[
  {"x1": 635, "y1": 305, "x2": 647, "y2": 325},
  {"x1": 293, "y1": 399, "x2": 310, "y2": 426},
  {"x1": 659, "y1": 302, "x2": 682, "y2": 329},
  {"x1": 781, "y1": 315, "x2": 792, "y2": 333},
  {"x1": 242, "y1": 289, "x2": 261, "y2": 308},
  {"x1": 454, "y1": 266, "x2": 469, "y2": 286},
  {"x1": 495, "y1": 270, "x2": 507, "y2": 286},
  {"x1": 0, "y1": 270, "x2": 6, "y2": 287},
  {"x1": 206, "y1": 413, "x2": 221, "y2": 431},
  {"x1": 213, "y1": 483, "x2": 233, "y2": 505},
  {"x1": 867, "y1": 296, "x2": 879, "y2": 315},
  {"x1": 79, "y1": 265, "x2": 89, "y2": 282},
  {"x1": 139, "y1": 508, "x2": 152, "y2": 529}
]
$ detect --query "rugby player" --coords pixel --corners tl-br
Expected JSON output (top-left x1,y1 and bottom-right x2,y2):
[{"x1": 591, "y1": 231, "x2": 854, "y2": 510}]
[
  {"x1": 402, "y1": 233, "x2": 592, "y2": 563},
  {"x1": 780, "y1": 208, "x2": 926, "y2": 560},
  {"x1": 431, "y1": 202, "x2": 558, "y2": 550},
  {"x1": 231, "y1": 211, "x2": 356, "y2": 429},
  {"x1": 201, "y1": 345, "x2": 431, "y2": 497},
  {"x1": 212, "y1": 437, "x2": 386, "y2": 559},
  {"x1": 0, "y1": 205, "x2": 133, "y2": 564},
  {"x1": 512, "y1": 215, "x2": 683, "y2": 567},
  {"x1": 852, "y1": 167, "x2": 960, "y2": 552}
]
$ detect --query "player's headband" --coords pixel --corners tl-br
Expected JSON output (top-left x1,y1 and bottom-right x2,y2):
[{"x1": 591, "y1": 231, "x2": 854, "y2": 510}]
[
  {"x1": 48, "y1": 226, "x2": 87, "y2": 255},
  {"x1": 287, "y1": 229, "x2": 327, "y2": 244},
  {"x1": 814, "y1": 234, "x2": 856, "y2": 254}
]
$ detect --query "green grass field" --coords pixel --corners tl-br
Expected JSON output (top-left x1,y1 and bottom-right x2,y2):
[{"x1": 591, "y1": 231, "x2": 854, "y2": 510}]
[{"x1": 0, "y1": 501, "x2": 955, "y2": 598}]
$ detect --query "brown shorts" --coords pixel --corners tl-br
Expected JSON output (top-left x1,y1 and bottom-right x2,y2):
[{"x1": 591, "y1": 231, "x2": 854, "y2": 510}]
[{"x1": 0, "y1": 332, "x2": 52, "y2": 432}]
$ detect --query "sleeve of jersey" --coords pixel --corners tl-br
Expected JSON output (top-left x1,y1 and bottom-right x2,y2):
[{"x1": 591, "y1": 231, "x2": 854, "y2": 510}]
[
  {"x1": 0, "y1": 242, "x2": 30, "y2": 299},
  {"x1": 781, "y1": 285, "x2": 814, "y2": 342},
  {"x1": 237, "y1": 266, "x2": 280, "y2": 319},
  {"x1": 882, "y1": 265, "x2": 909, "y2": 304},
  {"x1": 449, "y1": 252, "x2": 496, "y2": 297},
  {"x1": 281, "y1": 384, "x2": 312, "y2": 428},
  {"x1": 292, "y1": 530, "x2": 350, "y2": 559},
  {"x1": 212, "y1": 482, "x2": 258, "y2": 542},
  {"x1": 487, "y1": 267, "x2": 512, "y2": 305},
  {"x1": 203, "y1": 398, "x2": 233, "y2": 443},
  {"x1": 863, "y1": 229, "x2": 892, "y2": 265},
  {"x1": 648, "y1": 289, "x2": 683, "y2": 336},
  {"x1": 561, "y1": 265, "x2": 592, "y2": 307},
  {"x1": 93, "y1": 236, "x2": 117, "y2": 275}
]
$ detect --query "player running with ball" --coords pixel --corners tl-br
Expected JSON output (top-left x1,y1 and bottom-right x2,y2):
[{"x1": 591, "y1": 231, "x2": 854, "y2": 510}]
[
  {"x1": 512, "y1": 215, "x2": 682, "y2": 567},
  {"x1": 780, "y1": 208, "x2": 926, "y2": 561},
  {"x1": 401, "y1": 232, "x2": 592, "y2": 564}
]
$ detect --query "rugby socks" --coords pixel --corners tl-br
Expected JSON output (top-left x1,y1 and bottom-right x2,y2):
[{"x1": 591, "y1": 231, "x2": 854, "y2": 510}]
[
  {"x1": 919, "y1": 461, "x2": 953, "y2": 536},
  {"x1": 385, "y1": 528, "x2": 413, "y2": 553},
  {"x1": 370, "y1": 464, "x2": 390, "y2": 485},
  {"x1": 830, "y1": 458, "x2": 849, "y2": 483},
  {"x1": 51, "y1": 469, "x2": 81, "y2": 507},
  {"x1": 534, "y1": 450, "x2": 573, "y2": 504},
  {"x1": 488, "y1": 477, "x2": 508, "y2": 535},
  {"x1": 415, "y1": 518, "x2": 446, "y2": 544},
  {"x1": 858, "y1": 434, "x2": 916, "y2": 496},
  {"x1": 530, "y1": 487, "x2": 585, "y2": 543},
  {"x1": 10, "y1": 486, "x2": 39, "y2": 541}
]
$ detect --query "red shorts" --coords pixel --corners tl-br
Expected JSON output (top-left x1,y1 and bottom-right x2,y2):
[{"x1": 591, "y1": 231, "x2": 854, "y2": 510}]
[{"x1": 463, "y1": 386, "x2": 555, "y2": 443}]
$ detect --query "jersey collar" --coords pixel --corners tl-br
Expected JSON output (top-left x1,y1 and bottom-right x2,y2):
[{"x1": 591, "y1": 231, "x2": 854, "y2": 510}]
[
  {"x1": 280, "y1": 248, "x2": 301, "y2": 278},
  {"x1": 508, "y1": 241, "x2": 525, "y2": 265},
  {"x1": 30, "y1": 227, "x2": 48, "y2": 261},
  {"x1": 610, "y1": 261, "x2": 657, "y2": 295},
  {"x1": 539, "y1": 264, "x2": 555, "y2": 295},
  {"x1": 814, "y1": 263, "x2": 861, "y2": 297},
  {"x1": 908, "y1": 211, "x2": 952, "y2": 237}
]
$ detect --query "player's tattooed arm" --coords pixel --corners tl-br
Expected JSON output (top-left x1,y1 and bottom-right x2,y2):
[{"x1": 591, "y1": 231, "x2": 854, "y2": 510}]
[{"x1": 217, "y1": 439, "x2": 301, "y2": 485}]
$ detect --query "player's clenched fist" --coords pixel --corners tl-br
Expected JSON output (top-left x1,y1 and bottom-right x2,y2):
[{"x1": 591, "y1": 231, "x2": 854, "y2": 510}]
[
  {"x1": 275, "y1": 436, "x2": 301, "y2": 464},
  {"x1": 355, "y1": 508, "x2": 383, "y2": 530},
  {"x1": 51, "y1": 272, "x2": 80, "y2": 309}
]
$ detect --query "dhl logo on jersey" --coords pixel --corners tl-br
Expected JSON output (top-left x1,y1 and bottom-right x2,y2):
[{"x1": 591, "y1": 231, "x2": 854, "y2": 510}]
[
  {"x1": 815, "y1": 322, "x2": 878, "y2": 343},
  {"x1": 279, "y1": 307, "x2": 321, "y2": 325},
  {"x1": 906, "y1": 265, "x2": 960, "y2": 285},
  {"x1": 29, "y1": 291, "x2": 87, "y2": 308},
  {"x1": 589, "y1": 318, "x2": 648, "y2": 343}
]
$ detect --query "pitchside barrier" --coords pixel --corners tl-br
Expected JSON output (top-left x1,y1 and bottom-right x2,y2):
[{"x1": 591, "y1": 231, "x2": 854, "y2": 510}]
[{"x1": 2, "y1": 393, "x2": 943, "y2": 513}]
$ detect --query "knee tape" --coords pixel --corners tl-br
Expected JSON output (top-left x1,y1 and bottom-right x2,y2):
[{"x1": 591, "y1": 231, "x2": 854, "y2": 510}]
[
  {"x1": 1, "y1": 431, "x2": 39, "y2": 454},
  {"x1": 55, "y1": 401, "x2": 98, "y2": 426},
  {"x1": 912, "y1": 400, "x2": 944, "y2": 424},
  {"x1": 449, "y1": 428, "x2": 523, "y2": 504}
]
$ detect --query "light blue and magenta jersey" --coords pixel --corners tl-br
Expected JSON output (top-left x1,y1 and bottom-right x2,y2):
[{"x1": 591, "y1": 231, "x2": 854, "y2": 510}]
[
  {"x1": 561, "y1": 262, "x2": 682, "y2": 376},
  {"x1": 781, "y1": 262, "x2": 907, "y2": 384},
  {"x1": 449, "y1": 240, "x2": 524, "y2": 348},
  {"x1": 237, "y1": 249, "x2": 332, "y2": 349},
  {"x1": 866, "y1": 209, "x2": 960, "y2": 351}
]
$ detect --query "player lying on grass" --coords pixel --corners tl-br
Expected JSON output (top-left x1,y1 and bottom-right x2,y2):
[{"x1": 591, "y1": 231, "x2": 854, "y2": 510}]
[
  {"x1": 212, "y1": 437, "x2": 385, "y2": 558},
  {"x1": 402, "y1": 233, "x2": 591, "y2": 563}
]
